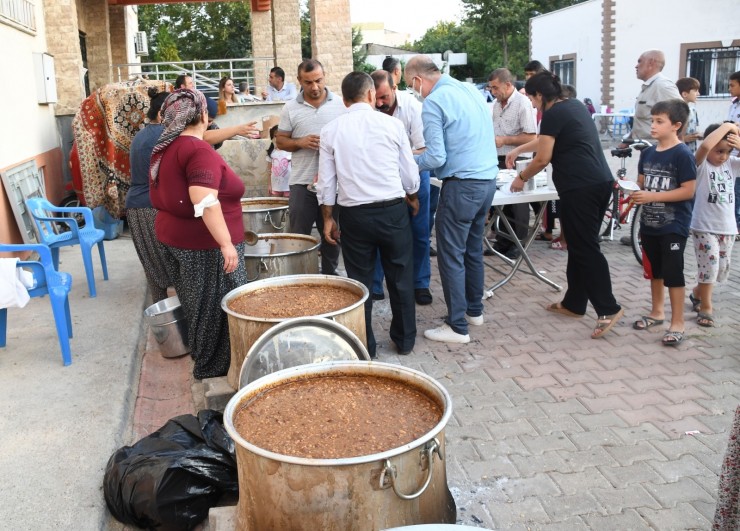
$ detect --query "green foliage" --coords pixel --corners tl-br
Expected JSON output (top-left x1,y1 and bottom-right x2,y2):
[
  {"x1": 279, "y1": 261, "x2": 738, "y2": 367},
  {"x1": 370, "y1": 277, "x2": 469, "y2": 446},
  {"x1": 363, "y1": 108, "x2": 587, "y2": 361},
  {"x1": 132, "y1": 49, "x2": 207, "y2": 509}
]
[
  {"x1": 300, "y1": 0, "x2": 311, "y2": 60},
  {"x1": 411, "y1": 0, "x2": 588, "y2": 81},
  {"x1": 138, "y1": 2, "x2": 252, "y2": 62}
]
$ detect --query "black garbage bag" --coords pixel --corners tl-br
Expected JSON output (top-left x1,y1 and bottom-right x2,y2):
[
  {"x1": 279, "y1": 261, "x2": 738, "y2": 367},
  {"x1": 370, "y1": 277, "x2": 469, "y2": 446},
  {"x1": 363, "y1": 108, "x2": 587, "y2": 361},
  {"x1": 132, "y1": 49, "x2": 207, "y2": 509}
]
[{"x1": 103, "y1": 410, "x2": 238, "y2": 530}]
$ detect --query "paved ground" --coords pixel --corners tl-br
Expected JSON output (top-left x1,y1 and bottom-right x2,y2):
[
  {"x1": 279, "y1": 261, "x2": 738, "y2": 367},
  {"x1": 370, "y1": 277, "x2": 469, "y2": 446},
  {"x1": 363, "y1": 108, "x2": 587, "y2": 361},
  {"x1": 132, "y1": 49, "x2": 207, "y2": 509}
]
[{"x1": 2, "y1": 147, "x2": 738, "y2": 529}]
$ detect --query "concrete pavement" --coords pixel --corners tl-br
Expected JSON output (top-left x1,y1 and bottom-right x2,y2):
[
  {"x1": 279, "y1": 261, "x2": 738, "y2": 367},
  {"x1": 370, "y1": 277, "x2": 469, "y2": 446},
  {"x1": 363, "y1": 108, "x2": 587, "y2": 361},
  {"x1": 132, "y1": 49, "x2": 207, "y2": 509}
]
[{"x1": 1, "y1": 180, "x2": 738, "y2": 529}]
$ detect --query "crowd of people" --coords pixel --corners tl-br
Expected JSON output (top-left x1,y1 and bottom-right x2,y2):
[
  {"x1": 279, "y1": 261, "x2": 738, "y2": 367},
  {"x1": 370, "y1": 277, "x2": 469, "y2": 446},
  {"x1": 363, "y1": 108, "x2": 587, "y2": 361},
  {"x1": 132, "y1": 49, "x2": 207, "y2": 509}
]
[{"x1": 124, "y1": 50, "x2": 740, "y2": 379}]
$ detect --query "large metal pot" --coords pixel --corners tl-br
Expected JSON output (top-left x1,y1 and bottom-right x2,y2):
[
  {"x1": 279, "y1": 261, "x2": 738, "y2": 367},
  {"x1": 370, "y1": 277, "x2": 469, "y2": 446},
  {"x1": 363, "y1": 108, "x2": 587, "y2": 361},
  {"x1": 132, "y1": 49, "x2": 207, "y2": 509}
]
[
  {"x1": 221, "y1": 275, "x2": 368, "y2": 390},
  {"x1": 243, "y1": 233, "x2": 319, "y2": 282},
  {"x1": 223, "y1": 361, "x2": 456, "y2": 530},
  {"x1": 241, "y1": 197, "x2": 289, "y2": 242}
]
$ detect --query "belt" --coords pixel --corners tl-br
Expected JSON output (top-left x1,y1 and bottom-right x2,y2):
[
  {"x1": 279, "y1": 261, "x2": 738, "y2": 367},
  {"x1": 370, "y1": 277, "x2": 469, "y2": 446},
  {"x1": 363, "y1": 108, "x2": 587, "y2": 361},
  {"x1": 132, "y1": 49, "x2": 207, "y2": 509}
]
[
  {"x1": 353, "y1": 198, "x2": 404, "y2": 208},
  {"x1": 442, "y1": 177, "x2": 490, "y2": 184}
]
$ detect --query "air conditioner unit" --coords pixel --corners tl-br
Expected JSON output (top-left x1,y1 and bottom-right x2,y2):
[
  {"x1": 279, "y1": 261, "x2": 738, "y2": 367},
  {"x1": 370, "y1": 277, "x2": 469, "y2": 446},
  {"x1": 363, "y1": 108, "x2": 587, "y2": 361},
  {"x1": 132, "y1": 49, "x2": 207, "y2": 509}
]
[{"x1": 134, "y1": 31, "x2": 148, "y2": 56}]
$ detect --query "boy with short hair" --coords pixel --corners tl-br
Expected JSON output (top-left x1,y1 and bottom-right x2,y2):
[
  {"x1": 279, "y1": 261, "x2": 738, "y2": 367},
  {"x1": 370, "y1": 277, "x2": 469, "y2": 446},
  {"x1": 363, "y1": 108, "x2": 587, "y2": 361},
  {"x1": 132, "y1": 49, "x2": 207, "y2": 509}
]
[
  {"x1": 631, "y1": 99, "x2": 697, "y2": 347},
  {"x1": 676, "y1": 77, "x2": 702, "y2": 153}
]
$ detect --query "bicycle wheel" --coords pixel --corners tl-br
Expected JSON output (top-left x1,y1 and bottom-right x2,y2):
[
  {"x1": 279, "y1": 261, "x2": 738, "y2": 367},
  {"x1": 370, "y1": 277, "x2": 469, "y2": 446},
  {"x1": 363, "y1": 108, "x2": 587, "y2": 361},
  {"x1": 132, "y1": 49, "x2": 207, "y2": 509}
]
[
  {"x1": 630, "y1": 204, "x2": 643, "y2": 265},
  {"x1": 600, "y1": 187, "x2": 618, "y2": 240}
]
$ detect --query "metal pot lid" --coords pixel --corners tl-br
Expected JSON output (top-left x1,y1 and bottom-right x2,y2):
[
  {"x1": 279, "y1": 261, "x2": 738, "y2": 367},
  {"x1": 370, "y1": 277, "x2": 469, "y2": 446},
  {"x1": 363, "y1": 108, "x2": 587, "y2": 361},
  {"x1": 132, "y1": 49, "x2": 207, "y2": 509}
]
[{"x1": 238, "y1": 317, "x2": 371, "y2": 389}]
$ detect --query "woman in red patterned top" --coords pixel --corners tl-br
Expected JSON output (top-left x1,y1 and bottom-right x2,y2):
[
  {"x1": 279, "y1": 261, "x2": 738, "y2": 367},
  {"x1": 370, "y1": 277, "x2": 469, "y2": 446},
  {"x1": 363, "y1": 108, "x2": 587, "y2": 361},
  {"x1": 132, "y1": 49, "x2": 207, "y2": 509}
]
[{"x1": 150, "y1": 89, "x2": 247, "y2": 380}]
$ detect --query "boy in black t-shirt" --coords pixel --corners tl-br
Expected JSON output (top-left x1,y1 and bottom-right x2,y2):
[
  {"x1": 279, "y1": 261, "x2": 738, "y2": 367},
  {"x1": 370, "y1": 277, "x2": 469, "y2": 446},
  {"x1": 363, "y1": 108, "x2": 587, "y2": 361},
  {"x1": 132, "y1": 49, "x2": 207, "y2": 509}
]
[{"x1": 631, "y1": 100, "x2": 697, "y2": 346}]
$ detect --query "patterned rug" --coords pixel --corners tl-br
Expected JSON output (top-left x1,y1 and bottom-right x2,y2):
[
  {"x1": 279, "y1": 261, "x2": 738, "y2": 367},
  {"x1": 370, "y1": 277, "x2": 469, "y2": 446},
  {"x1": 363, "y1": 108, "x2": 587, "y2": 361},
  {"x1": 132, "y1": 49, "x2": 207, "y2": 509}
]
[{"x1": 72, "y1": 78, "x2": 170, "y2": 219}]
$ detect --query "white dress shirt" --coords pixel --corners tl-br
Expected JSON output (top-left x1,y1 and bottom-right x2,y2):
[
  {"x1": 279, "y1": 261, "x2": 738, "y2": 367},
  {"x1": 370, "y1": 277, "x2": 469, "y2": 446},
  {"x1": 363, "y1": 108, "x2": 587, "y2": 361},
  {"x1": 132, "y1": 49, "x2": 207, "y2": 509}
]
[
  {"x1": 393, "y1": 90, "x2": 426, "y2": 150},
  {"x1": 317, "y1": 103, "x2": 420, "y2": 207},
  {"x1": 265, "y1": 82, "x2": 297, "y2": 102}
]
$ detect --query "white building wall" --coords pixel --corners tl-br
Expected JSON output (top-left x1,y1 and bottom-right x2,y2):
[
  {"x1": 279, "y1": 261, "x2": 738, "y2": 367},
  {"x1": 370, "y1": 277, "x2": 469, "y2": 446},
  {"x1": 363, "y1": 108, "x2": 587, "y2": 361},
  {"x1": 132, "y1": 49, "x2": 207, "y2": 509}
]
[
  {"x1": 530, "y1": 0, "x2": 602, "y2": 105},
  {"x1": 531, "y1": 0, "x2": 739, "y2": 128},
  {"x1": 612, "y1": 0, "x2": 738, "y2": 126},
  {"x1": 0, "y1": 10, "x2": 59, "y2": 169}
]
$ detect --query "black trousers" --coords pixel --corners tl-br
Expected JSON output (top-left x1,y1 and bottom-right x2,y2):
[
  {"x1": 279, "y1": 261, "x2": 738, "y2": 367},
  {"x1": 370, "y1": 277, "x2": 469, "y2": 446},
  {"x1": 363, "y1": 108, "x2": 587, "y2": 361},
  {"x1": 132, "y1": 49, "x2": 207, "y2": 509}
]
[
  {"x1": 559, "y1": 181, "x2": 621, "y2": 316},
  {"x1": 338, "y1": 200, "x2": 416, "y2": 356},
  {"x1": 495, "y1": 156, "x2": 529, "y2": 249},
  {"x1": 289, "y1": 184, "x2": 340, "y2": 274}
]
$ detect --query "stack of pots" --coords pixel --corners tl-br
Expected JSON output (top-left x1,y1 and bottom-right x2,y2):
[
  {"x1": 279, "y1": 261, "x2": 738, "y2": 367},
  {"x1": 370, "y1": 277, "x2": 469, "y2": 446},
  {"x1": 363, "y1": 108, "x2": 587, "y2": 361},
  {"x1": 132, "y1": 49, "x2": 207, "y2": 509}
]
[{"x1": 240, "y1": 197, "x2": 320, "y2": 281}]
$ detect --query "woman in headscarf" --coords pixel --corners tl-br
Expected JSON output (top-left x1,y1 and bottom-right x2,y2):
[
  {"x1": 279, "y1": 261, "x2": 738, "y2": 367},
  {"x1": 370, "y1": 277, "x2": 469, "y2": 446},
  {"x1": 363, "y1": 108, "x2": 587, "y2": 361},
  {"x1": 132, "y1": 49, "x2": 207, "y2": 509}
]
[
  {"x1": 149, "y1": 89, "x2": 247, "y2": 380},
  {"x1": 126, "y1": 87, "x2": 172, "y2": 304}
]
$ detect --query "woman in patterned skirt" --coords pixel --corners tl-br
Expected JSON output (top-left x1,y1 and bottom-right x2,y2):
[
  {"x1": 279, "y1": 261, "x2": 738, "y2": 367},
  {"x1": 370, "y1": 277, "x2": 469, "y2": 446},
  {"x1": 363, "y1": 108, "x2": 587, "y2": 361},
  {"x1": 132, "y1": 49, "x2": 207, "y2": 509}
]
[
  {"x1": 149, "y1": 89, "x2": 248, "y2": 380},
  {"x1": 127, "y1": 87, "x2": 172, "y2": 303}
]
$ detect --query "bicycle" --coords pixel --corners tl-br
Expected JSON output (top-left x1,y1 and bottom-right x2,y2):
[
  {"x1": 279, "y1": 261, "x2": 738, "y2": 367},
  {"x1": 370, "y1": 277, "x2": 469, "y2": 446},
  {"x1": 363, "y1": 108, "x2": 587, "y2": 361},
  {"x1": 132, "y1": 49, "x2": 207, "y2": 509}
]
[{"x1": 599, "y1": 139, "x2": 652, "y2": 264}]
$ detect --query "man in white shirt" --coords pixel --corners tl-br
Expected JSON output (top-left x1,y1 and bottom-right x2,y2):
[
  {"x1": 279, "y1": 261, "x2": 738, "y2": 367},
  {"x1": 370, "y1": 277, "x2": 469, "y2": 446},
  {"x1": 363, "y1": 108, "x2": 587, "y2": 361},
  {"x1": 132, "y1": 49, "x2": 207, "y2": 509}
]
[
  {"x1": 276, "y1": 59, "x2": 346, "y2": 274},
  {"x1": 630, "y1": 50, "x2": 681, "y2": 141},
  {"x1": 261, "y1": 66, "x2": 297, "y2": 102},
  {"x1": 488, "y1": 68, "x2": 537, "y2": 258},
  {"x1": 370, "y1": 69, "x2": 433, "y2": 306},
  {"x1": 621, "y1": 49, "x2": 681, "y2": 245},
  {"x1": 318, "y1": 71, "x2": 420, "y2": 358}
]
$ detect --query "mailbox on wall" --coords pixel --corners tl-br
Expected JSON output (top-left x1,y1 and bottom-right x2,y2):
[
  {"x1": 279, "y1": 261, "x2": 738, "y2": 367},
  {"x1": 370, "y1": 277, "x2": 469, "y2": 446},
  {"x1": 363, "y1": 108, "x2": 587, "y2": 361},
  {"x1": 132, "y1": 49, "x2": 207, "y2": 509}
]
[{"x1": 33, "y1": 52, "x2": 57, "y2": 104}]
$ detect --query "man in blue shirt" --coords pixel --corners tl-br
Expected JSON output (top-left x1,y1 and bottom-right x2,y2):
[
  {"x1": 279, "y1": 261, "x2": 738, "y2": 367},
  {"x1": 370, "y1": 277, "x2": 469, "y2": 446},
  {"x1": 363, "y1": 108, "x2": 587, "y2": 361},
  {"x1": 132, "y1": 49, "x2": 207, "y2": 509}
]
[{"x1": 404, "y1": 55, "x2": 499, "y2": 344}]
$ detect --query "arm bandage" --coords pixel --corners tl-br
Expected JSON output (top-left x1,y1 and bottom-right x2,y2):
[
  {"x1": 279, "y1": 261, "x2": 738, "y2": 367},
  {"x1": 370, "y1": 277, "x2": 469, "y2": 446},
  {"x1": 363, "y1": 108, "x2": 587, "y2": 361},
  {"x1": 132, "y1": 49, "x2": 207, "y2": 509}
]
[{"x1": 193, "y1": 193, "x2": 220, "y2": 218}]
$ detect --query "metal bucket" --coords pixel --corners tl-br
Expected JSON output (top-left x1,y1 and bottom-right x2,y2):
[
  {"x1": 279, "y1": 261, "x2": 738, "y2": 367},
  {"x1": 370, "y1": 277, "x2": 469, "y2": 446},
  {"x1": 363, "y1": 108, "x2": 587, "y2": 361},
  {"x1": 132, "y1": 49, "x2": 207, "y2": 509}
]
[
  {"x1": 143, "y1": 296, "x2": 190, "y2": 358},
  {"x1": 241, "y1": 197, "x2": 289, "y2": 242},
  {"x1": 223, "y1": 361, "x2": 456, "y2": 530},
  {"x1": 221, "y1": 275, "x2": 368, "y2": 390},
  {"x1": 243, "y1": 233, "x2": 320, "y2": 282}
]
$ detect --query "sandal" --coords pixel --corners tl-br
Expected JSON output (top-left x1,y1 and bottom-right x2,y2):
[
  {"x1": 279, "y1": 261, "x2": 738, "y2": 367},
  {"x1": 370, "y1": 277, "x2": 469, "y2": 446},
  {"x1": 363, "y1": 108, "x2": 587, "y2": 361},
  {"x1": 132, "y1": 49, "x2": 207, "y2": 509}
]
[
  {"x1": 689, "y1": 294, "x2": 701, "y2": 313},
  {"x1": 662, "y1": 330, "x2": 684, "y2": 347},
  {"x1": 697, "y1": 312, "x2": 715, "y2": 327},
  {"x1": 633, "y1": 316, "x2": 664, "y2": 330},
  {"x1": 550, "y1": 239, "x2": 567, "y2": 251},
  {"x1": 545, "y1": 302, "x2": 583, "y2": 318},
  {"x1": 591, "y1": 308, "x2": 625, "y2": 339},
  {"x1": 535, "y1": 233, "x2": 553, "y2": 242}
]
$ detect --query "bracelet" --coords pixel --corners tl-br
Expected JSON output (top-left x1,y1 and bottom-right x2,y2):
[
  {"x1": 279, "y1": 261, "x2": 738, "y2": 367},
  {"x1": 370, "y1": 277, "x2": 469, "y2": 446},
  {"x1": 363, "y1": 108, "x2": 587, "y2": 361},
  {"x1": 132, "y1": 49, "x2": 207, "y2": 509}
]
[{"x1": 517, "y1": 172, "x2": 528, "y2": 183}]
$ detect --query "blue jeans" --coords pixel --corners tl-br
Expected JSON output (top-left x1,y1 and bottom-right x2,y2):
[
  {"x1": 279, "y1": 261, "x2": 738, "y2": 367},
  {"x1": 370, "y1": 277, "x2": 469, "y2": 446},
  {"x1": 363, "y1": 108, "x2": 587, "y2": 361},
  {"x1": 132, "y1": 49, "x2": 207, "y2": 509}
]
[
  {"x1": 373, "y1": 171, "x2": 431, "y2": 293},
  {"x1": 435, "y1": 178, "x2": 496, "y2": 334}
]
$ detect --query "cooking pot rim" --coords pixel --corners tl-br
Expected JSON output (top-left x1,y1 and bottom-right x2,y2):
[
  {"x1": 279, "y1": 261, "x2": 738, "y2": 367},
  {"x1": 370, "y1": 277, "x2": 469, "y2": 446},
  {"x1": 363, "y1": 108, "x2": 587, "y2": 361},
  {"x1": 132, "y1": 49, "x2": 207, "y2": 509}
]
[
  {"x1": 224, "y1": 361, "x2": 452, "y2": 466},
  {"x1": 221, "y1": 274, "x2": 369, "y2": 322}
]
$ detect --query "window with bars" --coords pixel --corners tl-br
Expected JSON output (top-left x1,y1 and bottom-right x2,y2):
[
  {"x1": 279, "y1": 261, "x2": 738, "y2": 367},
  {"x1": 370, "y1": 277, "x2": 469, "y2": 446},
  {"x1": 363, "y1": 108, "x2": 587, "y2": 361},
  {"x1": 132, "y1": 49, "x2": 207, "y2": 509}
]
[
  {"x1": 0, "y1": 0, "x2": 35, "y2": 33},
  {"x1": 687, "y1": 47, "x2": 740, "y2": 97},
  {"x1": 551, "y1": 59, "x2": 575, "y2": 86}
]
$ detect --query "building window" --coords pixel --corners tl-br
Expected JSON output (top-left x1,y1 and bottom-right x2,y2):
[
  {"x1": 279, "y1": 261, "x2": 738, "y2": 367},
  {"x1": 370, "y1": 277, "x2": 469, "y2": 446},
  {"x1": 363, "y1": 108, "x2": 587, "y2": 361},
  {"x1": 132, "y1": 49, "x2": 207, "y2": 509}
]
[
  {"x1": 687, "y1": 46, "x2": 740, "y2": 97},
  {"x1": 551, "y1": 59, "x2": 575, "y2": 86},
  {"x1": 0, "y1": 0, "x2": 36, "y2": 33}
]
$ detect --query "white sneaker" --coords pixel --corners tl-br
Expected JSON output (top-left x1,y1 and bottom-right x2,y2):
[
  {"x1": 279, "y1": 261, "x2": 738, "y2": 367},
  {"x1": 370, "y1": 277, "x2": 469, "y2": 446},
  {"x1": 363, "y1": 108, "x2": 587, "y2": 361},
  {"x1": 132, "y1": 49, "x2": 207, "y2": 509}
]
[
  {"x1": 465, "y1": 313, "x2": 484, "y2": 326},
  {"x1": 424, "y1": 324, "x2": 470, "y2": 344}
]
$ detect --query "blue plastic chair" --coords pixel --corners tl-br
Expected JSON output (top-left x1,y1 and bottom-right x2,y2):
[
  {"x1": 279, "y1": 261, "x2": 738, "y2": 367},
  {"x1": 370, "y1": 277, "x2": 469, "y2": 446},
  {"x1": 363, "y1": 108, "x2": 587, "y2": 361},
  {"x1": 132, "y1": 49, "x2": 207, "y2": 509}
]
[
  {"x1": 25, "y1": 197, "x2": 109, "y2": 297},
  {"x1": 0, "y1": 243, "x2": 74, "y2": 365},
  {"x1": 613, "y1": 109, "x2": 632, "y2": 137}
]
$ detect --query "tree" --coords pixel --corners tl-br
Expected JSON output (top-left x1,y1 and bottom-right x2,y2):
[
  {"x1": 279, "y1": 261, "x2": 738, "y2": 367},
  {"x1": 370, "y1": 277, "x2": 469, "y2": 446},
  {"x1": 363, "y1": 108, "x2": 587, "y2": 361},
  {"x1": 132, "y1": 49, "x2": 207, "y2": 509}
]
[{"x1": 138, "y1": 2, "x2": 252, "y2": 62}]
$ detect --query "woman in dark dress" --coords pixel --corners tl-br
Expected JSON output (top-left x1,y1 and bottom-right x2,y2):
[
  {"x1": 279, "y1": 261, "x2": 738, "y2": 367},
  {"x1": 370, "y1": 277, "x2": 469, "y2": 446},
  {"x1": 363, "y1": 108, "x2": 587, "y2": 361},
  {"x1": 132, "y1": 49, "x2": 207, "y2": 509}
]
[
  {"x1": 149, "y1": 89, "x2": 247, "y2": 379},
  {"x1": 508, "y1": 72, "x2": 624, "y2": 339}
]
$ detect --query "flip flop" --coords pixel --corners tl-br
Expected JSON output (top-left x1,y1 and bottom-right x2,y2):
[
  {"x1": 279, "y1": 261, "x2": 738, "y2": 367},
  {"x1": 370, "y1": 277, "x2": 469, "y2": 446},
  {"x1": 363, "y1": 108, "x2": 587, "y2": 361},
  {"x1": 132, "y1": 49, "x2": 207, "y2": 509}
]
[
  {"x1": 697, "y1": 312, "x2": 715, "y2": 327},
  {"x1": 591, "y1": 307, "x2": 625, "y2": 339},
  {"x1": 633, "y1": 316, "x2": 664, "y2": 330},
  {"x1": 550, "y1": 240, "x2": 567, "y2": 251},
  {"x1": 545, "y1": 302, "x2": 583, "y2": 318},
  {"x1": 689, "y1": 294, "x2": 701, "y2": 313},
  {"x1": 662, "y1": 330, "x2": 684, "y2": 346}
]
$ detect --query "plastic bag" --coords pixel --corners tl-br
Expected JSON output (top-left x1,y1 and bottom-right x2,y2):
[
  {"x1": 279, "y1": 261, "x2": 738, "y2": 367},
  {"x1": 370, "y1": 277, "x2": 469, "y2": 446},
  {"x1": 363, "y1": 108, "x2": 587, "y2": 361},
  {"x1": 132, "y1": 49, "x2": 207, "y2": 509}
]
[{"x1": 104, "y1": 410, "x2": 238, "y2": 530}]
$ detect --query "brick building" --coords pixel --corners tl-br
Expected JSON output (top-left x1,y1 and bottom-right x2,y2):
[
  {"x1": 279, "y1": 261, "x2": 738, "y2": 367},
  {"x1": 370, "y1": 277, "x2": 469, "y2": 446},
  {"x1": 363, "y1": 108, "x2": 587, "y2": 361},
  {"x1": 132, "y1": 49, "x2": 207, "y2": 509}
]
[{"x1": 0, "y1": 0, "x2": 352, "y2": 245}]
